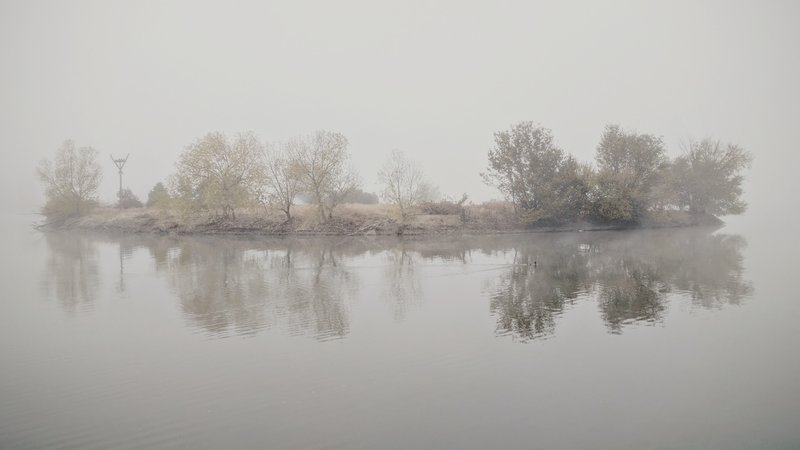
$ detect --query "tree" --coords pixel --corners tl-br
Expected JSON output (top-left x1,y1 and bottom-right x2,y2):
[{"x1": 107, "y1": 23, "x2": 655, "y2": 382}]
[
  {"x1": 170, "y1": 131, "x2": 263, "y2": 219},
  {"x1": 292, "y1": 130, "x2": 360, "y2": 221},
  {"x1": 545, "y1": 156, "x2": 594, "y2": 222},
  {"x1": 647, "y1": 160, "x2": 680, "y2": 212},
  {"x1": 37, "y1": 140, "x2": 103, "y2": 218},
  {"x1": 379, "y1": 150, "x2": 435, "y2": 220},
  {"x1": 117, "y1": 188, "x2": 143, "y2": 209},
  {"x1": 256, "y1": 140, "x2": 302, "y2": 221},
  {"x1": 482, "y1": 122, "x2": 583, "y2": 223},
  {"x1": 672, "y1": 139, "x2": 752, "y2": 215},
  {"x1": 592, "y1": 125, "x2": 666, "y2": 222},
  {"x1": 146, "y1": 182, "x2": 171, "y2": 208}
]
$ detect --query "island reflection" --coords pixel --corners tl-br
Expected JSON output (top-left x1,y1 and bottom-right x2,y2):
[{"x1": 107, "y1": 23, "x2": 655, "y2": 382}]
[
  {"x1": 484, "y1": 229, "x2": 751, "y2": 341},
  {"x1": 42, "y1": 228, "x2": 751, "y2": 341}
]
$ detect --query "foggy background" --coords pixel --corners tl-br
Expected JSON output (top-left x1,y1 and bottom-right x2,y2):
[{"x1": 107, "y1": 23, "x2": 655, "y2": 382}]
[{"x1": 1, "y1": 0, "x2": 798, "y2": 229}]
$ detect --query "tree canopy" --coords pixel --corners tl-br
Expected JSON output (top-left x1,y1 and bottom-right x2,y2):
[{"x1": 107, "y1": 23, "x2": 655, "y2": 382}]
[
  {"x1": 592, "y1": 125, "x2": 667, "y2": 222},
  {"x1": 482, "y1": 122, "x2": 589, "y2": 223},
  {"x1": 673, "y1": 139, "x2": 752, "y2": 215},
  {"x1": 170, "y1": 132, "x2": 263, "y2": 218},
  {"x1": 37, "y1": 140, "x2": 102, "y2": 218},
  {"x1": 483, "y1": 121, "x2": 751, "y2": 225}
]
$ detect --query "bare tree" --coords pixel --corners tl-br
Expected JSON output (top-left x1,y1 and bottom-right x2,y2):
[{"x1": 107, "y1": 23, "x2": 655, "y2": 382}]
[
  {"x1": 379, "y1": 150, "x2": 434, "y2": 220},
  {"x1": 256, "y1": 140, "x2": 302, "y2": 221},
  {"x1": 171, "y1": 131, "x2": 263, "y2": 219},
  {"x1": 37, "y1": 140, "x2": 103, "y2": 218},
  {"x1": 292, "y1": 130, "x2": 360, "y2": 221}
]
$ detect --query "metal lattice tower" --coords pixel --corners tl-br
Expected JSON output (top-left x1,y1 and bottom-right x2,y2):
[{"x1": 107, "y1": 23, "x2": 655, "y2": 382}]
[{"x1": 110, "y1": 154, "x2": 130, "y2": 207}]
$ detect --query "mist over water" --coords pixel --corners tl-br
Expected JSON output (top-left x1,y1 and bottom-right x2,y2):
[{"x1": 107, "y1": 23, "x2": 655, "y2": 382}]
[
  {"x1": 35, "y1": 228, "x2": 753, "y2": 340},
  {"x1": 2, "y1": 215, "x2": 799, "y2": 448},
  {"x1": 2, "y1": 1, "x2": 800, "y2": 448}
]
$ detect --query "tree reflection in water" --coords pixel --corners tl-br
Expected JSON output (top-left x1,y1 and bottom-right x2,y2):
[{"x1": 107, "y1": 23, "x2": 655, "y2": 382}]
[
  {"x1": 484, "y1": 228, "x2": 752, "y2": 341},
  {"x1": 42, "y1": 233, "x2": 101, "y2": 313},
  {"x1": 159, "y1": 237, "x2": 359, "y2": 340},
  {"x1": 163, "y1": 239, "x2": 272, "y2": 336},
  {"x1": 486, "y1": 240, "x2": 591, "y2": 341},
  {"x1": 41, "y1": 227, "x2": 751, "y2": 341},
  {"x1": 384, "y1": 247, "x2": 423, "y2": 320}
]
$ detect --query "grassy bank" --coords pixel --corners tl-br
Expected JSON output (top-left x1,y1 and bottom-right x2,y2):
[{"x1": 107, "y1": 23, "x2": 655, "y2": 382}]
[{"x1": 37, "y1": 203, "x2": 723, "y2": 236}]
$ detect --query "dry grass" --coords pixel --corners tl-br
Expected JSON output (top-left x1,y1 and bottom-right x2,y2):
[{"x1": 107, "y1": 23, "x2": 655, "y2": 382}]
[{"x1": 47, "y1": 202, "x2": 717, "y2": 236}]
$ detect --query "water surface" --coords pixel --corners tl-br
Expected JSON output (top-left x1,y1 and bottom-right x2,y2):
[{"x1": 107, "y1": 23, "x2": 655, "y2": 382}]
[{"x1": 1, "y1": 217, "x2": 798, "y2": 449}]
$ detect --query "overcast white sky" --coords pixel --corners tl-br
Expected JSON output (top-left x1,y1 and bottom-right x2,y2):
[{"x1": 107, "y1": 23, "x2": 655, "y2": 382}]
[{"x1": 1, "y1": 0, "x2": 798, "y2": 222}]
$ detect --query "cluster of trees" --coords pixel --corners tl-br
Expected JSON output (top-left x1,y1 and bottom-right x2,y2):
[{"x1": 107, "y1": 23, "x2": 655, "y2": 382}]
[
  {"x1": 38, "y1": 130, "x2": 436, "y2": 221},
  {"x1": 164, "y1": 130, "x2": 440, "y2": 221},
  {"x1": 483, "y1": 122, "x2": 752, "y2": 224},
  {"x1": 167, "y1": 130, "x2": 363, "y2": 221},
  {"x1": 36, "y1": 123, "x2": 750, "y2": 225}
]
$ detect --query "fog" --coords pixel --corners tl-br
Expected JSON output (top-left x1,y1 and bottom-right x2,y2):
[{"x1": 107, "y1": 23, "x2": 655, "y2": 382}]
[{"x1": 1, "y1": 0, "x2": 798, "y2": 228}]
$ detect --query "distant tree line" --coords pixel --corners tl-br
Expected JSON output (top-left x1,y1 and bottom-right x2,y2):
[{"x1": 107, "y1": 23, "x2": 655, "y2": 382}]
[
  {"x1": 37, "y1": 123, "x2": 751, "y2": 225},
  {"x1": 482, "y1": 122, "x2": 752, "y2": 225}
]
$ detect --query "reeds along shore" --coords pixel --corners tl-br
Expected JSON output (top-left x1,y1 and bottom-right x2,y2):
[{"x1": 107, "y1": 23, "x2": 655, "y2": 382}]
[{"x1": 40, "y1": 203, "x2": 724, "y2": 236}]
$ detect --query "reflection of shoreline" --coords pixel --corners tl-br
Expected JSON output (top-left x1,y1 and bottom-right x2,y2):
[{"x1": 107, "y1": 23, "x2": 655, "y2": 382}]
[
  {"x1": 41, "y1": 228, "x2": 751, "y2": 341},
  {"x1": 160, "y1": 238, "x2": 356, "y2": 340},
  {"x1": 486, "y1": 230, "x2": 752, "y2": 341}
]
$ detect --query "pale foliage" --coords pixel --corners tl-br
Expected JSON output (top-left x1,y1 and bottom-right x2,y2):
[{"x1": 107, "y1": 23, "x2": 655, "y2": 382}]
[
  {"x1": 379, "y1": 150, "x2": 434, "y2": 219},
  {"x1": 146, "y1": 182, "x2": 171, "y2": 209},
  {"x1": 482, "y1": 122, "x2": 565, "y2": 214},
  {"x1": 37, "y1": 140, "x2": 102, "y2": 218},
  {"x1": 291, "y1": 130, "x2": 360, "y2": 220},
  {"x1": 170, "y1": 132, "x2": 263, "y2": 218},
  {"x1": 673, "y1": 139, "x2": 752, "y2": 215},
  {"x1": 592, "y1": 124, "x2": 666, "y2": 221},
  {"x1": 482, "y1": 122, "x2": 587, "y2": 223},
  {"x1": 116, "y1": 188, "x2": 143, "y2": 209}
]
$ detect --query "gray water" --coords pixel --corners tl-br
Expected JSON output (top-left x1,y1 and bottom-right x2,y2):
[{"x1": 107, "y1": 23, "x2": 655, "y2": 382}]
[{"x1": 1, "y1": 216, "x2": 799, "y2": 449}]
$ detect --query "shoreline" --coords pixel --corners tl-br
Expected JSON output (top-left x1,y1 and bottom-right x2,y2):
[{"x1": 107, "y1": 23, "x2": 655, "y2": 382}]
[{"x1": 35, "y1": 206, "x2": 724, "y2": 237}]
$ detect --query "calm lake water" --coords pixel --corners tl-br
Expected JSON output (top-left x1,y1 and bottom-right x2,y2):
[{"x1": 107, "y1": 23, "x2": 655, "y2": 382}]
[{"x1": 1, "y1": 215, "x2": 798, "y2": 449}]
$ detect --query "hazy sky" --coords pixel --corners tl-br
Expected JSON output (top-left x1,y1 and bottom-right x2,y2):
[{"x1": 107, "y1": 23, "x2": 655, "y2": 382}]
[{"x1": 1, "y1": 0, "x2": 798, "y2": 222}]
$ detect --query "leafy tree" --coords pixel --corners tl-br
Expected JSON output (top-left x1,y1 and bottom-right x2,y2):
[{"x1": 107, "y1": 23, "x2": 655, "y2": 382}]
[
  {"x1": 482, "y1": 122, "x2": 564, "y2": 214},
  {"x1": 672, "y1": 139, "x2": 752, "y2": 215},
  {"x1": 117, "y1": 188, "x2": 143, "y2": 209},
  {"x1": 545, "y1": 156, "x2": 594, "y2": 222},
  {"x1": 37, "y1": 140, "x2": 102, "y2": 218},
  {"x1": 592, "y1": 125, "x2": 666, "y2": 222},
  {"x1": 483, "y1": 122, "x2": 589, "y2": 224},
  {"x1": 292, "y1": 130, "x2": 360, "y2": 221},
  {"x1": 146, "y1": 182, "x2": 171, "y2": 208},
  {"x1": 647, "y1": 160, "x2": 680, "y2": 212},
  {"x1": 379, "y1": 150, "x2": 435, "y2": 220},
  {"x1": 170, "y1": 131, "x2": 263, "y2": 219}
]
